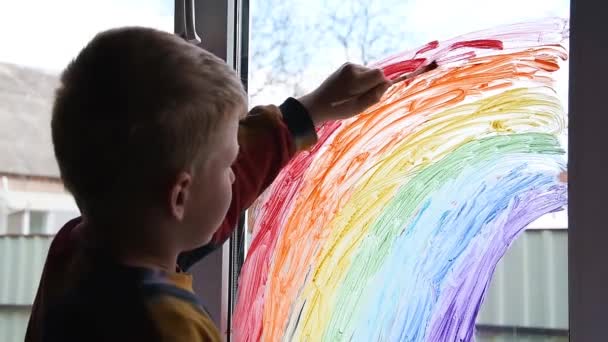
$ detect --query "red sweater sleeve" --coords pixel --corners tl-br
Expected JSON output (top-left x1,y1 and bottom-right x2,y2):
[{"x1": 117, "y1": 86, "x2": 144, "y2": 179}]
[
  {"x1": 215, "y1": 105, "x2": 295, "y2": 244},
  {"x1": 177, "y1": 99, "x2": 317, "y2": 270}
]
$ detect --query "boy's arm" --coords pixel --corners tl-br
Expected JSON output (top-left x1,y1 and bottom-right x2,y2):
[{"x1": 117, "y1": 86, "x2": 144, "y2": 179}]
[
  {"x1": 214, "y1": 99, "x2": 317, "y2": 243},
  {"x1": 178, "y1": 63, "x2": 390, "y2": 270},
  {"x1": 177, "y1": 98, "x2": 315, "y2": 269}
]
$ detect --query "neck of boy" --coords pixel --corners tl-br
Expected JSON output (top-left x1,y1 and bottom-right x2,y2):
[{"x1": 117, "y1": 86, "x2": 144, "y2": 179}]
[
  {"x1": 119, "y1": 252, "x2": 178, "y2": 272},
  {"x1": 82, "y1": 217, "x2": 179, "y2": 273}
]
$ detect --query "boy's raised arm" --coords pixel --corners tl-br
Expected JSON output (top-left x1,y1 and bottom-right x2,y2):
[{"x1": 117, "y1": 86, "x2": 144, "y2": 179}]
[{"x1": 178, "y1": 63, "x2": 390, "y2": 270}]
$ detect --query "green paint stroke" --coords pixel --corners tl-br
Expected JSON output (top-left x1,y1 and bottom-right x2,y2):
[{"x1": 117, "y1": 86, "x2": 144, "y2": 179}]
[{"x1": 322, "y1": 133, "x2": 564, "y2": 340}]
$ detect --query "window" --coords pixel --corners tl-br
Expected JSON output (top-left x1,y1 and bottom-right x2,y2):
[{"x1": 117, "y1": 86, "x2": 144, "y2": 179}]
[{"x1": 240, "y1": 0, "x2": 570, "y2": 340}]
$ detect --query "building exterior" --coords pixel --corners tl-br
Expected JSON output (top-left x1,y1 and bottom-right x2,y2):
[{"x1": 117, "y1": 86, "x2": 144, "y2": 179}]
[
  {"x1": 0, "y1": 62, "x2": 78, "y2": 236},
  {"x1": 0, "y1": 62, "x2": 79, "y2": 342},
  {"x1": 477, "y1": 222, "x2": 568, "y2": 341}
]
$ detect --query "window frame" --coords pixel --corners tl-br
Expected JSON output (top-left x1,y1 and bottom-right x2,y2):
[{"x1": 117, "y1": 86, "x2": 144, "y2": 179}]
[
  {"x1": 177, "y1": 1, "x2": 248, "y2": 339},
  {"x1": 567, "y1": 0, "x2": 608, "y2": 340}
]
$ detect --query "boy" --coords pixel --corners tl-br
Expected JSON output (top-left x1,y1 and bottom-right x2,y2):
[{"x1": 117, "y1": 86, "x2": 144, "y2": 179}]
[{"x1": 25, "y1": 27, "x2": 390, "y2": 341}]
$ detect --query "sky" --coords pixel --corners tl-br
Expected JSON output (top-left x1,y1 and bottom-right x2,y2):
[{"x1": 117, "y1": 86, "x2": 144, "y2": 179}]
[
  {"x1": 0, "y1": 0, "x2": 173, "y2": 72},
  {"x1": 247, "y1": 0, "x2": 569, "y2": 105},
  {"x1": 402, "y1": 0, "x2": 569, "y2": 43}
]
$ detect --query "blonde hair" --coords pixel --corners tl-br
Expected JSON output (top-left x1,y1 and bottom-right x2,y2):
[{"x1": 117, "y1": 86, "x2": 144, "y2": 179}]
[{"x1": 52, "y1": 27, "x2": 247, "y2": 218}]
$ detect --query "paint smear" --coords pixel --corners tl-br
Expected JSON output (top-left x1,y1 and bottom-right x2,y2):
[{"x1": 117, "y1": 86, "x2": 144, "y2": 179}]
[{"x1": 234, "y1": 18, "x2": 568, "y2": 342}]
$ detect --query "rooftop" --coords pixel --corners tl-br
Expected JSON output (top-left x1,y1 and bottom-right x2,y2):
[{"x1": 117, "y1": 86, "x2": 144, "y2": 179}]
[{"x1": 0, "y1": 62, "x2": 59, "y2": 178}]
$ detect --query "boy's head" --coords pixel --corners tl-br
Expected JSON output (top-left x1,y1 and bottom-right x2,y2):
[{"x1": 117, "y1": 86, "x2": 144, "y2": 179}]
[{"x1": 52, "y1": 27, "x2": 246, "y2": 249}]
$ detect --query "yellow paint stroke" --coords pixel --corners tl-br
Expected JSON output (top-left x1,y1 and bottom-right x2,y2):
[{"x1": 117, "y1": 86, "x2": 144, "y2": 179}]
[{"x1": 291, "y1": 87, "x2": 564, "y2": 341}]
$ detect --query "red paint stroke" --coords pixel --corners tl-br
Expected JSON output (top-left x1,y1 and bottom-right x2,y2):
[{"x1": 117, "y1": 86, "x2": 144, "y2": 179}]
[
  {"x1": 384, "y1": 40, "x2": 503, "y2": 80},
  {"x1": 416, "y1": 40, "x2": 439, "y2": 55},
  {"x1": 449, "y1": 39, "x2": 504, "y2": 50},
  {"x1": 383, "y1": 58, "x2": 427, "y2": 80}
]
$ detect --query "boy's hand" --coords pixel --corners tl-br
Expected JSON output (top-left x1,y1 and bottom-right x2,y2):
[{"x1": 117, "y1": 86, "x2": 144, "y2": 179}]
[{"x1": 298, "y1": 63, "x2": 391, "y2": 125}]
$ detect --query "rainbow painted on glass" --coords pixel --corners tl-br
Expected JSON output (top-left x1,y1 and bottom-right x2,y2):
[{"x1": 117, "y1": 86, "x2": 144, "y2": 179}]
[{"x1": 234, "y1": 18, "x2": 568, "y2": 342}]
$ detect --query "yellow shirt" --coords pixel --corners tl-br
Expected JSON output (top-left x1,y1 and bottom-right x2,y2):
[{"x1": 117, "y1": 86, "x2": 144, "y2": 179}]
[{"x1": 145, "y1": 272, "x2": 222, "y2": 342}]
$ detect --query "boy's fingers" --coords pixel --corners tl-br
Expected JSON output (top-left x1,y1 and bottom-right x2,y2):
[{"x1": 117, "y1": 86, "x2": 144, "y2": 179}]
[
  {"x1": 353, "y1": 82, "x2": 391, "y2": 110},
  {"x1": 342, "y1": 64, "x2": 387, "y2": 95},
  {"x1": 356, "y1": 68, "x2": 387, "y2": 92}
]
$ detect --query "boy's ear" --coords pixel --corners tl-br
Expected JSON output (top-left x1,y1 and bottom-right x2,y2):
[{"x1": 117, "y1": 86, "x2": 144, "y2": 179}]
[{"x1": 170, "y1": 171, "x2": 193, "y2": 221}]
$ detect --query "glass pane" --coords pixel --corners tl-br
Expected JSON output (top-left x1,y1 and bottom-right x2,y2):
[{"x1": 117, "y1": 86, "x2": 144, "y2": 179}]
[
  {"x1": 241, "y1": 0, "x2": 569, "y2": 341},
  {"x1": 0, "y1": 1, "x2": 173, "y2": 340}
]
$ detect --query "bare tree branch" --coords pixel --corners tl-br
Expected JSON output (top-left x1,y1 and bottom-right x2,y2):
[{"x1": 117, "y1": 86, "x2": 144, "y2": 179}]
[
  {"x1": 323, "y1": 0, "x2": 407, "y2": 65},
  {"x1": 248, "y1": 0, "x2": 409, "y2": 103}
]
